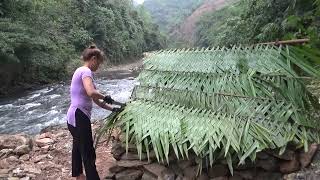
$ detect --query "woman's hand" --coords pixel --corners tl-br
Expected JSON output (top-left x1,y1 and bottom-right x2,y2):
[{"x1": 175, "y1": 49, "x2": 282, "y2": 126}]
[{"x1": 103, "y1": 95, "x2": 114, "y2": 104}]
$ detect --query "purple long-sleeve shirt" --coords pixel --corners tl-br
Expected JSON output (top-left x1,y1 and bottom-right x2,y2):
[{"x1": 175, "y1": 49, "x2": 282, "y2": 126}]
[{"x1": 67, "y1": 66, "x2": 95, "y2": 127}]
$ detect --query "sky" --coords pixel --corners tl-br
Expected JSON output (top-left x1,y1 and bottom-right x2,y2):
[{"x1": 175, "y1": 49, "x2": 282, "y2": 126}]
[{"x1": 134, "y1": 0, "x2": 145, "y2": 4}]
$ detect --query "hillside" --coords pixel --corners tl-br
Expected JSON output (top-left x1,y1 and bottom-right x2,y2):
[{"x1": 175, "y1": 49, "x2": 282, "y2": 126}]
[
  {"x1": 171, "y1": 0, "x2": 231, "y2": 45},
  {"x1": 143, "y1": 0, "x2": 205, "y2": 33},
  {"x1": 143, "y1": 0, "x2": 231, "y2": 46}
]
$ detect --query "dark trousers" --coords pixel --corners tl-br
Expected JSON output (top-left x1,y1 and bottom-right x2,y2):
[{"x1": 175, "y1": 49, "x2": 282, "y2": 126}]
[{"x1": 68, "y1": 108, "x2": 100, "y2": 180}]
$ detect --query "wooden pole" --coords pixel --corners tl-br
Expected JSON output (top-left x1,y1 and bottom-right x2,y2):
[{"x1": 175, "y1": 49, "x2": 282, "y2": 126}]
[{"x1": 258, "y1": 39, "x2": 310, "y2": 46}]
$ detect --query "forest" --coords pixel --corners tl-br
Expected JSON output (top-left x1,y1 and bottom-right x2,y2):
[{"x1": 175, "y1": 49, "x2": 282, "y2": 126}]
[
  {"x1": 0, "y1": 0, "x2": 166, "y2": 96},
  {"x1": 195, "y1": 0, "x2": 320, "y2": 48}
]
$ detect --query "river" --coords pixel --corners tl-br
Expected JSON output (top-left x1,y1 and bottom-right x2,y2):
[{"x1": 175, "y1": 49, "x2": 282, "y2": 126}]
[{"x1": 0, "y1": 76, "x2": 137, "y2": 135}]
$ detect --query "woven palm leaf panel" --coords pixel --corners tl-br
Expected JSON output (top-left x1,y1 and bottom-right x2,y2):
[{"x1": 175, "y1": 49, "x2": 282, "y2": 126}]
[{"x1": 114, "y1": 45, "x2": 320, "y2": 170}]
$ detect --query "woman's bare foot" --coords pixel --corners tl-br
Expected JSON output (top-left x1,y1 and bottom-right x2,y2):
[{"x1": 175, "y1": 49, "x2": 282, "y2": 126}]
[{"x1": 76, "y1": 174, "x2": 86, "y2": 180}]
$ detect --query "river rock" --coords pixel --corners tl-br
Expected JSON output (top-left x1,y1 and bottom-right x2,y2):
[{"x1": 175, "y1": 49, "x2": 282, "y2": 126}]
[
  {"x1": 234, "y1": 170, "x2": 254, "y2": 180},
  {"x1": 19, "y1": 154, "x2": 30, "y2": 161},
  {"x1": 0, "y1": 158, "x2": 10, "y2": 169},
  {"x1": 197, "y1": 173, "x2": 210, "y2": 180},
  {"x1": 13, "y1": 145, "x2": 31, "y2": 156},
  {"x1": 256, "y1": 156, "x2": 279, "y2": 171},
  {"x1": 299, "y1": 143, "x2": 318, "y2": 168},
  {"x1": 158, "y1": 169, "x2": 175, "y2": 180},
  {"x1": 53, "y1": 132, "x2": 65, "y2": 139},
  {"x1": 269, "y1": 149, "x2": 296, "y2": 161},
  {"x1": 284, "y1": 171, "x2": 320, "y2": 180},
  {"x1": 115, "y1": 169, "x2": 143, "y2": 180},
  {"x1": 0, "y1": 168, "x2": 9, "y2": 178},
  {"x1": 12, "y1": 167, "x2": 26, "y2": 178},
  {"x1": 109, "y1": 165, "x2": 125, "y2": 173},
  {"x1": 35, "y1": 138, "x2": 54, "y2": 147},
  {"x1": 0, "y1": 149, "x2": 13, "y2": 159},
  {"x1": 255, "y1": 171, "x2": 282, "y2": 180},
  {"x1": 104, "y1": 172, "x2": 115, "y2": 180},
  {"x1": 41, "y1": 161, "x2": 63, "y2": 170},
  {"x1": 168, "y1": 163, "x2": 183, "y2": 177},
  {"x1": 121, "y1": 152, "x2": 147, "y2": 161},
  {"x1": 111, "y1": 142, "x2": 126, "y2": 160},
  {"x1": 183, "y1": 166, "x2": 198, "y2": 179},
  {"x1": 208, "y1": 164, "x2": 229, "y2": 178},
  {"x1": 280, "y1": 154, "x2": 300, "y2": 173},
  {"x1": 117, "y1": 160, "x2": 150, "y2": 167},
  {"x1": 0, "y1": 135, "x2": 32, "y2": 150},
  {"x1": 21, "y1": 164, "x2": 42, "y2": 175},
  {"x1": 7, "y1": 177, "x2": 19, "y2": 180},
  {"x1": 7, "y1": 155, "x2": 21, "y2": 165},
  {"x1": 210, "y1": 177, "x2": 228, "y2": 180},
  {"x1": 33, "y1": 154, "x2": 47, "y2": 163},
  {"x1": 144, "y1": 163, "x2": 168, "y2": 177},
  {"x1": 141, "y1": 171, "x2": 157, "y2": 180},
  {"x1": 228, "y1": 174, "x2": 243, "y2": 180},
  {"x1": 20, "y1": 177, "x2": 30, "y2": 180},
  {"x1": 177, "y1": 160, "x2": 193, "y2": 169},
  {"x1": 37, "y1": 132, "x2": 53, "y2": 139},
  {"x1": 256, "y1": 151, "x2": 270, "y2": 160}
]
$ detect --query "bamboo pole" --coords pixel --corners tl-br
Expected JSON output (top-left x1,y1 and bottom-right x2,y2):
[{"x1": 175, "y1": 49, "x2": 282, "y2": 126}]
[{"x1": 258, "y1": 39, "x2": 310, "y2": 45}]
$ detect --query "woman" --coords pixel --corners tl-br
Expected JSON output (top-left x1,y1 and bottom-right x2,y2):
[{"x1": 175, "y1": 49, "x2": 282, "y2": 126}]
[{"x1": 67, "y1": 45, "x2": 118, "y2": 180}]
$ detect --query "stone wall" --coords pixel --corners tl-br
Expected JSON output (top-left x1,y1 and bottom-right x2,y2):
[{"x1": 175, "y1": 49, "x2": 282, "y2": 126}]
[{"x1": 107, "y1": 141, "x2": 320, "y2": 180}]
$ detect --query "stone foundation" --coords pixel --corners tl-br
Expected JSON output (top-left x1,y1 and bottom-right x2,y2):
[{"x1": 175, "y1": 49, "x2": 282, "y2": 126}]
[{"x1": 107, "y1": 141, "x2": 320, "y2": 180}]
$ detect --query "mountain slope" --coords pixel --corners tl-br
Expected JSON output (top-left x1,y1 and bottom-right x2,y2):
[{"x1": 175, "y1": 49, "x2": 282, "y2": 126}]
[
  {"x1": 172, "y1": 0, "x2": 230, "y2": 45},
  {"x1": 143, "y1": 0, "x2": 205, "y2": 33},
  {"x1": 143, "y1": 0, "x2": 232, "y2": 46}
]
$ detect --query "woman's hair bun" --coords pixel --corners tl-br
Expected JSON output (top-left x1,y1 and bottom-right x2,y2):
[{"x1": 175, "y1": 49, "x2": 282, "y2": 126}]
[{"x1": 89, "y1": 44, "x2": 97, "y2": 49}]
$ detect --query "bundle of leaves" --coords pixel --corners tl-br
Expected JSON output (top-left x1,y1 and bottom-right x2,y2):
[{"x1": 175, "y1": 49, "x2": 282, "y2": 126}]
[{"x1": 98, "y1": 45, "x2": 320, "y2": 173}]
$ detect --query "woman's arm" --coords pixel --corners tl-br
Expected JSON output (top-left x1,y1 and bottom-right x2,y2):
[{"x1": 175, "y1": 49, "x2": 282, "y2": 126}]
[
  {"x1": 82, "y1": 77, "x2": 104, "y2": 100},
  {"x1": 93, "y1": 98, "x2": 113, "y2": 111}
]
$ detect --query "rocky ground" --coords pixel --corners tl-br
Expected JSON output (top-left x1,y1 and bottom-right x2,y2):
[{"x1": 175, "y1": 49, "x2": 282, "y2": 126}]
[
  {"x1": 1, "y1": 123, "x2": 320, "y2": 180},
  {"x1": 0, "y1": 121, "x2": 118, "y2": 180}
]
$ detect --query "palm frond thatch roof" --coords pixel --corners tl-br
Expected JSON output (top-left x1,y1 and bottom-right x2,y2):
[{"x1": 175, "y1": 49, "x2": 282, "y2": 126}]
[{"x1": 100, "y1": 45, "x2": 320, "y2": 173}]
